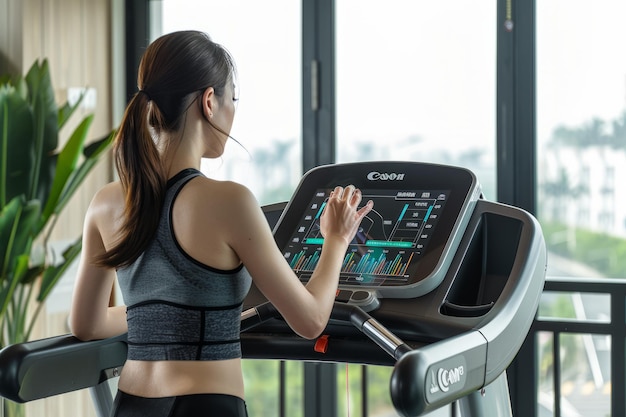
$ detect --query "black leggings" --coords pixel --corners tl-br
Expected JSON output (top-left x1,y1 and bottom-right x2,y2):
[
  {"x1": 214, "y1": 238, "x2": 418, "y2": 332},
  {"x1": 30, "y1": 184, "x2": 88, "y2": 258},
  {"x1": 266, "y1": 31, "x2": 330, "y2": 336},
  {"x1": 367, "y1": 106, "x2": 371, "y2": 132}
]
[{"x1": 111, "y1": 390, "x2": 249, "y2": 417}]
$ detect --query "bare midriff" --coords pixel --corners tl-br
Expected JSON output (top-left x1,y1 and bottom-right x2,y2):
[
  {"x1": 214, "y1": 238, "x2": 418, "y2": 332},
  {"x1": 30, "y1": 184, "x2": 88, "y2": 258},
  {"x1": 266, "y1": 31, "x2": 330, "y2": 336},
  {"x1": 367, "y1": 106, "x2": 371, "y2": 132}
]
[{"x1": 117, "y1": 358, "x2": 244, "y2": 399}]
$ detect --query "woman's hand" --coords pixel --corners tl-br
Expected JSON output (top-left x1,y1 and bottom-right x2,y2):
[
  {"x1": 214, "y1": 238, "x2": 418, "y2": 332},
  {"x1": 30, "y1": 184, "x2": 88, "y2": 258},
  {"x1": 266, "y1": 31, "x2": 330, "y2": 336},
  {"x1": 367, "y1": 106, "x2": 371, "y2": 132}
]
[{"x1": 320, "y1": 185, "x2": 374, "y2": 246}]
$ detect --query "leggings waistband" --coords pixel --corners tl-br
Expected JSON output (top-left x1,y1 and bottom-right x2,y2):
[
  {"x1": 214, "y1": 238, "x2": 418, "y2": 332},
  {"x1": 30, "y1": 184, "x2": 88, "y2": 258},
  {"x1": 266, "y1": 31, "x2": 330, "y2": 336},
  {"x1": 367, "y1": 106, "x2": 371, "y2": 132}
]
[{"x1": 111, "y1": 390, "x2": 249, "y2": 417}]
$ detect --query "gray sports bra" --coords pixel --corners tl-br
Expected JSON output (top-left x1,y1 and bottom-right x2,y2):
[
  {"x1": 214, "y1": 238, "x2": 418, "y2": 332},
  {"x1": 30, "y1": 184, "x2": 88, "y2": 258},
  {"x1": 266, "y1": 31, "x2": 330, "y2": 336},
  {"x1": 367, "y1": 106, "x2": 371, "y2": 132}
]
[{"x1": 116, "y1": 169, "x2": 252, "y2": 361}]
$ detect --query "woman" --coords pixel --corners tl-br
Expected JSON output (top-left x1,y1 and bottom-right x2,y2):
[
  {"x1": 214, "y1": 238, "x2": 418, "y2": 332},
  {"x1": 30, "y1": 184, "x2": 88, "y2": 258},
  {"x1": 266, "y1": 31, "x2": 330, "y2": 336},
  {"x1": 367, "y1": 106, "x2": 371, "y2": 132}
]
[{"x1": 69, "y1": 30, "x2": 373, "y2": 417}]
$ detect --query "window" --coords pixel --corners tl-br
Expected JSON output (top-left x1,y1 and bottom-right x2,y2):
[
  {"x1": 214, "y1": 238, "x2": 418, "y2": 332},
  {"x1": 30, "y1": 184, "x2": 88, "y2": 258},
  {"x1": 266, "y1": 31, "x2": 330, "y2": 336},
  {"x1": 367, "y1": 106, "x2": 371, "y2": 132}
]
[
  {"x1": 537, "y1": 1, "x2": 626, "y2": 280},
  {"x1": 536, "y1": 2, "x2": 626, "y2": 416},
  {"x1": 161, "y1": 0, "x2": 302, "y2": 205},
  {"x1": 335, "y1": 0, "x2": 497, "y2": 200}
]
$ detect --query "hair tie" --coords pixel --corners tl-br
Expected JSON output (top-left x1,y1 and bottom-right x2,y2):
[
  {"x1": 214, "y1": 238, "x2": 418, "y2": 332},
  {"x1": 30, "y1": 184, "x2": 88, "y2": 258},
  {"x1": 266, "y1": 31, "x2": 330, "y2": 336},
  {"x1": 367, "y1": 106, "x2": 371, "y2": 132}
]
[{"x1": 138, "y1": 89, "x2": 152, "y2": 101}]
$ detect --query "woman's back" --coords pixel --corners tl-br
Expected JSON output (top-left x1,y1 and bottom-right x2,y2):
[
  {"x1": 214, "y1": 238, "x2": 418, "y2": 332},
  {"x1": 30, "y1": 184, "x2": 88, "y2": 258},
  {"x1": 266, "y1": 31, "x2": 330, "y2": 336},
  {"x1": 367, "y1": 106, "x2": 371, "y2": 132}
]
[{"x1": 86, "y1": 170, "x2": 254, "y2": 399}]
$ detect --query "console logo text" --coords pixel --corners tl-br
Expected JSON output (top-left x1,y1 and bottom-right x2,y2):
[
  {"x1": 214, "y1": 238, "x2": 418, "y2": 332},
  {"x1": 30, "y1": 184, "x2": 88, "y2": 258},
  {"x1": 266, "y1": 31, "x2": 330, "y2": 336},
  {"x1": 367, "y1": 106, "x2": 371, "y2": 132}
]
[
  {"x1": 366, "y1": 171, "x2": 405, "y2": 181},
  {"x1": 429, "y1": 364, "x2": 466, "y2": 395}
]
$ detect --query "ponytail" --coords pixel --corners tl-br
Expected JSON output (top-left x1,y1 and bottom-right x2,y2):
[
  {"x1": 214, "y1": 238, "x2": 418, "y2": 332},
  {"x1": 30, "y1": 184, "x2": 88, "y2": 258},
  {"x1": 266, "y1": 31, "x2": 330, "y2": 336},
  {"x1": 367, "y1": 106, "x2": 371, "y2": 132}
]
[
  {"x1": 96, "y1": 92, "x2": 167, "y2": 268},
  {"x1": 95, "y1": 30, "x2": 237, "y2": 268}
]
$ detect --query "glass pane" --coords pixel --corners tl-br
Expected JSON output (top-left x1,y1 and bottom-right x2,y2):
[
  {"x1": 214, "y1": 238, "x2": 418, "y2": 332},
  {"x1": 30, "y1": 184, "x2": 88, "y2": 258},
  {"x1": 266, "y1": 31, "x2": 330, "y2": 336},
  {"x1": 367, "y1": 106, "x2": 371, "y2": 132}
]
[
  {"x1": 559, "y1": 333, "x2": 611, "y2": 417},
  {"x1": 537, "y1": 1, "x2": 626, "y2": 279},
  {"x1": 161, "y1": 0, "x2": 302, "y2": 205},
  {"x1": 337, "y1": 364, "x2": 364, "y2": 417},
  {"x1": 537, "y1": 331, "x2": 555, "y2": 417},
  {"x1": 242, "y1": 359, "x2": 280, "y2": 415},
  {"x1": 367, "y1": 365, "x2": 397, "y2": 416},
  {"x1": 336, "y1": 1, "x2": 497, "y2": 200},
  {"x1": 365, "y1": 365, "x2": 452, "y2": 417},
  {"x1": 538, "y1": 292, "x2": 611, "y2": 323},
  {"x1": 538, "y1": 332, "x2": 612, "y2": 417},
  {"x1": 285, "y1": 361, "x2": 304, "y2": 417}
]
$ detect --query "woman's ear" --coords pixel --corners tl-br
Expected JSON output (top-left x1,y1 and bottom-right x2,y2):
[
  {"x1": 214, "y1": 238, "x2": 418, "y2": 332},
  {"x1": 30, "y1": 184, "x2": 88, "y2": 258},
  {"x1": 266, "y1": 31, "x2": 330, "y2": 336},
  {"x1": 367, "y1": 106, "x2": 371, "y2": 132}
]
[{"x1": 200, "y1": 87, "x2": 216, "y2": 119}]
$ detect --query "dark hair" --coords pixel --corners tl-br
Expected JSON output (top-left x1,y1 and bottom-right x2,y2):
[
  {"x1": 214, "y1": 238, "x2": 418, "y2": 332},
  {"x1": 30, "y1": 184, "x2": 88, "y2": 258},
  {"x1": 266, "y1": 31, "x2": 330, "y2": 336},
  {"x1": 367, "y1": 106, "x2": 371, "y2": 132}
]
[{"x1": 97, "y1": 30, "x2": 236, "y2": 268}]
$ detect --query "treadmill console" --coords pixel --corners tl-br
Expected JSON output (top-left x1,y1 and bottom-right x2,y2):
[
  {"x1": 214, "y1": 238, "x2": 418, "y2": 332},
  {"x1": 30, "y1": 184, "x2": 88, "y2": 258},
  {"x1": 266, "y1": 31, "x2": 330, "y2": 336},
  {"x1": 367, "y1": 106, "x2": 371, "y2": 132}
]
[{"x1": 273, "y1": 162, "x2": 481, "y2": 306}]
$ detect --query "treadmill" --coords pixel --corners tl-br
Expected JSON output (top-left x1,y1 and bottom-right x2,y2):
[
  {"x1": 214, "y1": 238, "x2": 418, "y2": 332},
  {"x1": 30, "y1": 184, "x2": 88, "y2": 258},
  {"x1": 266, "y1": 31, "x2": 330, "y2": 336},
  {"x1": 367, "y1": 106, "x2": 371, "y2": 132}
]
[{"x1": 0, "y1": 161, "x2": 547, "y2": 417}]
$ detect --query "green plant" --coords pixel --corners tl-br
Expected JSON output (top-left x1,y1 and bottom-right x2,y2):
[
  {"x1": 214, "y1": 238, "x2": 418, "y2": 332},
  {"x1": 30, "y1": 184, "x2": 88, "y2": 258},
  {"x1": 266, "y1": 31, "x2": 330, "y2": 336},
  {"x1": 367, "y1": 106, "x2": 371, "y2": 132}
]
[{"x1": 0, "y1": 59, "x2": 113, "y2": 348}]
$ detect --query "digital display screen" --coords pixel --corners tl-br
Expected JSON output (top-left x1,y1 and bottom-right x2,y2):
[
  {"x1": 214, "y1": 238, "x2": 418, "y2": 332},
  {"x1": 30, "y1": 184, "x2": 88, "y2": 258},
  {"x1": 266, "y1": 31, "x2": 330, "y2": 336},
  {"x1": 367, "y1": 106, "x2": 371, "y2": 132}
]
[
  {"x1": 281, "y1": 189, "x2": 450, "y2": 287},
  {"x1": 268, "y1": 161, "x2": 481, "y2": 298}
]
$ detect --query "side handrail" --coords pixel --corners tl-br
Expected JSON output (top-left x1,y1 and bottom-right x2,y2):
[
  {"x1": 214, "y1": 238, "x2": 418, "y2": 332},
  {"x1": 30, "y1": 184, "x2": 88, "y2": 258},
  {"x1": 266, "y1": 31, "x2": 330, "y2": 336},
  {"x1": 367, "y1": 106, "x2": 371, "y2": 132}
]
[{"x1": 0, "y1": 333, "x2": 127, "y2": 404}]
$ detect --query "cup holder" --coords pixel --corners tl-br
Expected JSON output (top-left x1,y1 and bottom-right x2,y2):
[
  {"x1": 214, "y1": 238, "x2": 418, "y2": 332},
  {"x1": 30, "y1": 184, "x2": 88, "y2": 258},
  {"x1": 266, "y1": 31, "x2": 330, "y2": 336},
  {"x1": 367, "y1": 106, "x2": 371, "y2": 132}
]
[{"x1": 441, "y1": 212, "x2": 523, "y2": 318}]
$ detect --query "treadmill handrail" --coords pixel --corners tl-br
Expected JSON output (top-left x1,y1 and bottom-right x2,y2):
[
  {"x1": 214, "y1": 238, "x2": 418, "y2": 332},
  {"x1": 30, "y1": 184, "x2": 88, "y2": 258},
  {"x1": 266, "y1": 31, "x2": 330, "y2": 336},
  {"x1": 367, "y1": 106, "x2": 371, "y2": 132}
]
[
  {"x1": 0, "y1": 333, "x2": 127, "y2": 403},
  {"x1": 331, "y1": 302, "x2": 412, "y2": 360}
]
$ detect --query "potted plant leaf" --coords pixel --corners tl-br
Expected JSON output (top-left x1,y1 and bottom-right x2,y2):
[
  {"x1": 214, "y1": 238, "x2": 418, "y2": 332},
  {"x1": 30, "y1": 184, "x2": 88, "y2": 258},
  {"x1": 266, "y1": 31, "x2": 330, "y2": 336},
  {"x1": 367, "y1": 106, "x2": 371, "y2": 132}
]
[{"x1": 0, "y1": 59, "x2": 113, "y2": 415}]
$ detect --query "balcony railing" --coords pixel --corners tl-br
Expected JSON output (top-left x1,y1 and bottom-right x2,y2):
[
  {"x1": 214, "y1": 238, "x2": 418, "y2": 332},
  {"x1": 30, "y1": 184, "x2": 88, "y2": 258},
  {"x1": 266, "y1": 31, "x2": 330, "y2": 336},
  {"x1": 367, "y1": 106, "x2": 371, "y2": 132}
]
[{"x1": 529, "y1": 277, "x2": 626, "y2": 417}]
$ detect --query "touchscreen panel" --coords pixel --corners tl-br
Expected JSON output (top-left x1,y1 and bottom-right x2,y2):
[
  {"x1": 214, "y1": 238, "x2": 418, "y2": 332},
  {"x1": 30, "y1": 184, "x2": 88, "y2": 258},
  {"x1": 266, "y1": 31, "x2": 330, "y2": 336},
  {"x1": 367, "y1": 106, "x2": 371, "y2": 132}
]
[
  {"x1": 282, "y1": 189, "x2": 449, "y2": 288},
  {"x1": 272, "y1": 162, "x2": 480, "y2": 298}
]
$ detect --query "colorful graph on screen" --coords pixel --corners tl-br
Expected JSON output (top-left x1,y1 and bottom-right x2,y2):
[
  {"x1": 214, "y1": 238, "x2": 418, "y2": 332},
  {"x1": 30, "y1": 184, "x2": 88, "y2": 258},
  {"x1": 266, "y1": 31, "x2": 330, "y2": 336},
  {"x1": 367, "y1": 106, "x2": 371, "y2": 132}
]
[{"x1": 282, "y1": 189, "x2": 449, "y2": 286}]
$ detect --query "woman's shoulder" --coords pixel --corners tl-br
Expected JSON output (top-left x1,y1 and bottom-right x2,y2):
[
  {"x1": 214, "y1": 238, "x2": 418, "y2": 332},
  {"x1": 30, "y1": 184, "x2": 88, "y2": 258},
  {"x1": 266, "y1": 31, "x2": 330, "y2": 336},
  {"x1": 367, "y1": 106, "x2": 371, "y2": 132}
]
[
  {"x1": 187, "y1": 176, "x2": 257, "y2": 206},
  {"x1": 178, "y1": 177, "x2": 261, "y2": 227},
  {"x1": 91, "y1": 181, "x2": 124, "y2": 205},
  {"x1": 86, "y1": 181, "x2": 124, "y2": 221}
]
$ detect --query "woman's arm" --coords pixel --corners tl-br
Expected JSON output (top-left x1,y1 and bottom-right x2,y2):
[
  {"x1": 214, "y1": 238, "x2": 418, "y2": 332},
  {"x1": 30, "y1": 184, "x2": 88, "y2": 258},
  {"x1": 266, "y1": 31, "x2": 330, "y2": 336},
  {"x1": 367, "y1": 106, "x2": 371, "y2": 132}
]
[
  {"x1": 225, "y1": 184, "x2": 372, "y2": 339},
  {"x1": 69, "y1": 186, "x2": 128, "y2": 341}
]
